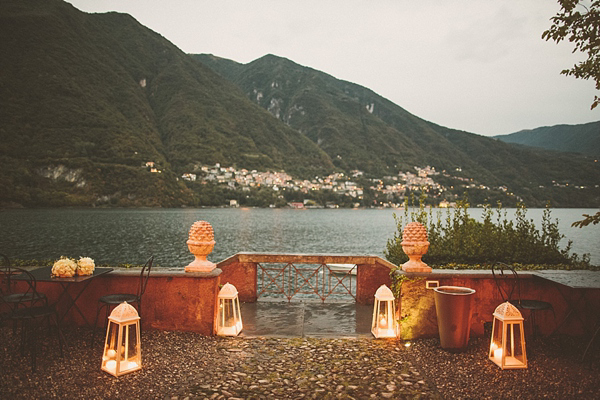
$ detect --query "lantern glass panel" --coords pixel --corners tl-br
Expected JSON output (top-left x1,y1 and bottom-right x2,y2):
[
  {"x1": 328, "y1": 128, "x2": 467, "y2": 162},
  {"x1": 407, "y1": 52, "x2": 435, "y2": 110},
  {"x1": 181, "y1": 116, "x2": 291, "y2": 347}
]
[
  {"x1": 102, "y1": 321, "x2": 141, "y2": 376},
  {"x1": 217, "y1": 297, "x2": 242, "y2": 336},
  {"x1": 122, "y1": 323, "x2": 140, "y2": 365},
  {"x1": 378, "y1": 302, "x2": 390, "y2": 329},
  {"x1": 103, "y1": 321, "x2": 120, "y2": 370},
  {"x1": 221, "y1": 298, "x2": 235, "y2": 327},
  {"x1": 371, "y1": 299, "x2": 397, "y2": 338},
  {"x1": 504, "y1": 322, "x2": 525, "y2": 365}
]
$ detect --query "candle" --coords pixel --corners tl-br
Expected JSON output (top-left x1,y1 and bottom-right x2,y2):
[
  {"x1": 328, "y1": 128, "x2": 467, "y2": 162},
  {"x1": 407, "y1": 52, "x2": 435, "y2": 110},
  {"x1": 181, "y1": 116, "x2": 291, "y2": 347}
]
[
  {"x1": 106, "y1": 349, "x2": 117, "y2": 359},
  {"x1": 493, "y1": 348, "x2": 503, "y2": 360},
  {"x1": 379, "y1": 316, "x2": 387, "y2": 328},
  {"x1": 105, "y1": 360, "x2": 117, "y2": 374}
]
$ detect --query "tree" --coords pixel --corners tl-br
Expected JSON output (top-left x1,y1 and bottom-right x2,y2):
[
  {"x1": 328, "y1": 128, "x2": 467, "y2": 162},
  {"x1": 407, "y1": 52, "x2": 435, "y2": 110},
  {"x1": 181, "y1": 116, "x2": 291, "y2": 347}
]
[
  {"x1": 544, "y1": 1, "x2": 600, "y2": 228},
  {"x1": 571, "y1": 211, "x2": 600, "y2": 227},
  {"x1": 542, "y1": 0, "x2": 600, "y2": 109}
]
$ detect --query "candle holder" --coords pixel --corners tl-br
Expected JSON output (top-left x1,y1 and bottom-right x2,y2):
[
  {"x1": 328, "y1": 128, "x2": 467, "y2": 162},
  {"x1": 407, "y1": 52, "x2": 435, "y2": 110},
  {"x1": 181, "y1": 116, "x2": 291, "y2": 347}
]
[
  {"x1": 101, "y1": 302, "x2": 142, "y2": 377},
  {"x1": 371, "y1": 284, "x2": 399, "y2": 338},
  {"x1": 489, "y1": 301, "x2": 527, "y2": 369}
]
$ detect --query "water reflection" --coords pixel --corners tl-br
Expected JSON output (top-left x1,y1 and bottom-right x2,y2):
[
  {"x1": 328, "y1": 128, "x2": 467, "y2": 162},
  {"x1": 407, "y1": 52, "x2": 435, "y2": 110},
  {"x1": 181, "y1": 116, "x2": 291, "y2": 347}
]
[{"x1": 0, "y1": 208, "x2": 597, "y2": 267}]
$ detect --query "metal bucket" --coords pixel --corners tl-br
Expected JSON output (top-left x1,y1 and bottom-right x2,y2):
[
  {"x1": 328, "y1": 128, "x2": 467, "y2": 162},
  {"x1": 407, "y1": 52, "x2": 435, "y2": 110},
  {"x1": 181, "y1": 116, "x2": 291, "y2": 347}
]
[{"x1": 433, "y1": 286, "x2": 476, "y2": 351}]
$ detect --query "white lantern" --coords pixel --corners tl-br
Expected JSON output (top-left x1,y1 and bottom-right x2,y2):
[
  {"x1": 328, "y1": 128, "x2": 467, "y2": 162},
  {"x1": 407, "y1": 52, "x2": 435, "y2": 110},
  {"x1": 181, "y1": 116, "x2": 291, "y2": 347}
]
[
  {"x1": 216, "y1": 283, "x2": 243, "y2": 336},
  {"x1": 489, "y1": 301, "x2": 527, "y2": 369},
  {"x1": 371, "y1": 284, "x2": 399, "y2": 338},
  {"x1": 101, "y1": 302, "x2": 142, "y2": 377}
]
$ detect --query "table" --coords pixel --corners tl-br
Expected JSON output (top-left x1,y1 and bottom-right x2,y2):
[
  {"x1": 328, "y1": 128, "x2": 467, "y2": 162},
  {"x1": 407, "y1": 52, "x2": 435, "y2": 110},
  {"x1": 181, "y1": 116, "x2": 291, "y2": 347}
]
[
  {"x1": 14, "y1": 267, "x2": 113, "y2": 327},
  {"x1": 533, "y1": 271, "x2": 600, "y2": 361}
]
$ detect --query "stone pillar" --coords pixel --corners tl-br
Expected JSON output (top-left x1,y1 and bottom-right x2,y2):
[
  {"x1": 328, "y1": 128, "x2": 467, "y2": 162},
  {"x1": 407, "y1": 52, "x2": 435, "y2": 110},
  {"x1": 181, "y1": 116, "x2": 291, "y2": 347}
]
[
  {"x1": 356, "y1": 263, "x2": 392, "y2": 305},
  {"x1": 218, "y1": 260, "x2": 258, "y2": 302}
]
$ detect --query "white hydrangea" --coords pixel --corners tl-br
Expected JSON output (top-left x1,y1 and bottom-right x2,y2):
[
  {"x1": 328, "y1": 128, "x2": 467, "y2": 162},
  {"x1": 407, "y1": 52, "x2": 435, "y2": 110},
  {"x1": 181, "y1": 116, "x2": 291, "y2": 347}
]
[
  {"x1": 76, "y1": 257, "x2": 95, "y2": 276},
  {"x1": 51, "y1": 257, "x2": 77, "y2": 278}
]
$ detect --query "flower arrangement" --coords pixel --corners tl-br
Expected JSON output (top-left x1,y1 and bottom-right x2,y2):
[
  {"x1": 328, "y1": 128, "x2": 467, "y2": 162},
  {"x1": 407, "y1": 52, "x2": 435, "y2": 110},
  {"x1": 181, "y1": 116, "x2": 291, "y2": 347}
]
[
  {"x1": 76, "y1": 257, "x2": 95, "y2": 276},
  {"x1": 51, "y1": 257, "x2": 77, "y2": 278},
  {"x1": 51, "y1": 256, "x2": 95, "y2": 277}
]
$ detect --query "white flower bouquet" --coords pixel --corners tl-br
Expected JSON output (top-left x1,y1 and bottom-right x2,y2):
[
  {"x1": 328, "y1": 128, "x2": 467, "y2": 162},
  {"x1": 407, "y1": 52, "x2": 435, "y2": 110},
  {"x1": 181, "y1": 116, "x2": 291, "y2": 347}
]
[
  {"x1": 76, "y1": 257, "x2": 95, "y2": 276},
  {"x1": 51, "y1": 257, "x2": 77, "y2": 278}
]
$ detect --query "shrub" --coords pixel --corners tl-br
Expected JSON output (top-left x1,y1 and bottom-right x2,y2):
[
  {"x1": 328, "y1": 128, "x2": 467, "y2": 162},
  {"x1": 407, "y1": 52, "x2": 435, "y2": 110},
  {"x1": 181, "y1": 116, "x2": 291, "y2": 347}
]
[{"x1": 385, "y1": 194, "x2": 593, "y2": 270}]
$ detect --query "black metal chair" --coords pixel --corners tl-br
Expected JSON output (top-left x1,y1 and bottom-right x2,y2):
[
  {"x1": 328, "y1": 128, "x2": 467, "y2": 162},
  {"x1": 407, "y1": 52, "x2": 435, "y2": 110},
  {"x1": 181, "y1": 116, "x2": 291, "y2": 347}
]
[
  {"x1": 3, "y1": 267, "x2": 65, "y2": 372},
  {"x1": 92, "y1": 255, "x2": 153, "y2": 345},
  {"x1": 492, "y1": 261, "x2": 555, "y2": 337},
  {"x1": 1, "y1": 254, "x2": 48, "y2": 330}
]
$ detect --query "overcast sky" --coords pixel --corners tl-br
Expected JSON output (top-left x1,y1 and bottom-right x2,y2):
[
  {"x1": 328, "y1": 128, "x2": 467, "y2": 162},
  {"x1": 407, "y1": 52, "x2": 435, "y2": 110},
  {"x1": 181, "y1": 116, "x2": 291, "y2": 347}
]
[{"x1": 68, "y1": 0, "x2": 600, "y2": 136}]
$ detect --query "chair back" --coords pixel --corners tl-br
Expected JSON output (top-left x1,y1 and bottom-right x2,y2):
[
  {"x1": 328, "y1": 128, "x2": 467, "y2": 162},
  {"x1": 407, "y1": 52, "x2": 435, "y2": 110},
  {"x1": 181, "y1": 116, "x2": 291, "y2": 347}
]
[
  {"x1": 1, "y1": 254, "x2": 16, "y2": 297},
  {"x1": 136, "y1": 256, "x2": 154, "y2": 299},
  {"x1": 0, "y1": 267, "x2": 39, "y2": 309},
  {"x1": 491, "y1": 261, "x2": 522, "y2": 304}
]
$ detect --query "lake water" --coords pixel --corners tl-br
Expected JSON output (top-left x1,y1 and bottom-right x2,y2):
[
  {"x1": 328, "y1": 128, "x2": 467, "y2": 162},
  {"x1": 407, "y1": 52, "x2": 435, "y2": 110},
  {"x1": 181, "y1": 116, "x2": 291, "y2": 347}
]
[{"x1": 0, "y1": 208, "x2": 598, "y2": 267}]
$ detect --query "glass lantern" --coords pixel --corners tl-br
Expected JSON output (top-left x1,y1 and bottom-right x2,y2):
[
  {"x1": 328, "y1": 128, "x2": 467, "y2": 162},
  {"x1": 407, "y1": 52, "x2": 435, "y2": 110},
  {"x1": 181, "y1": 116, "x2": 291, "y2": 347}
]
[
  {"x1": 371, "y1": 284, "x2": 399, "y2": 338},
  {"x1": 489, "y1": 301, "x2": 527, "y2": 369},
  {"x1": 216, "y1": 283, "x2": 243, "y2": 336},
  {"x1": 101, "y1": 302, "x2": 142, "y2": 377}
]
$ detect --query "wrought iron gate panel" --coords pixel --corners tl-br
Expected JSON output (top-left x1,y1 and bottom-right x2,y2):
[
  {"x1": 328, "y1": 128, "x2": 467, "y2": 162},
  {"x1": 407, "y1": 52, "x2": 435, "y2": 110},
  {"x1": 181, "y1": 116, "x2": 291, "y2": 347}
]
[{"x1": 257, "y1": 262, "x2": 356, "y2": 302}]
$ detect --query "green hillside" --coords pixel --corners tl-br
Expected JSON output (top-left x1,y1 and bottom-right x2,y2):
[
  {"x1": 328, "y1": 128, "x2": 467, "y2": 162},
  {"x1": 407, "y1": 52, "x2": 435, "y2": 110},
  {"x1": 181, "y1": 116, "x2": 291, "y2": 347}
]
[
  {"x1": 1, "y1": 0, "x2": 598, "y2": 209},
  {"x1": 0, "y1": 0, "x2": 332, "y2": 207},
  {"x1": 194, "y1": 54, "x2": 600, "y2": 207},
  {"x1": 494, "y1": 122, "x2": 600, "y2": 158}
]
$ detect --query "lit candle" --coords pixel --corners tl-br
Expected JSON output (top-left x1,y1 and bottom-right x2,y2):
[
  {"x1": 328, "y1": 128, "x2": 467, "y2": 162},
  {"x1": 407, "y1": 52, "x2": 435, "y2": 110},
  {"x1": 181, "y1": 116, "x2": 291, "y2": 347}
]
[
  {"x1": 379, "y1": 316, "x2": 387, "y2": 329},
  {"x1": 105, "y1": 360, "x2": 117, "y2": 373},
  {"x1": 493, "y1": 348, "x2": 503, "y2": 361},
  {"x1": 106, "y1": 349, "x2": 117, "y2": 359}
]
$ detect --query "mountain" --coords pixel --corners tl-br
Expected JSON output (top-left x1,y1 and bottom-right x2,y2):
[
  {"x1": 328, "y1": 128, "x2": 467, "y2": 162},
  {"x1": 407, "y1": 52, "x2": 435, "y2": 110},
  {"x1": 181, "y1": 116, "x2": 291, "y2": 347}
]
[
  {"x1": 0, "y1": 0, "x2": 332, "y2": 207},
  {"x1": 494, "y1": 122, "x2": 600, "y2": 158},
  {"x1": 1, "y1": 0, "x2": 599, "y2": 209},
  {"x1": 194, "y1": 54, "x2": 600, "y2": 207}
]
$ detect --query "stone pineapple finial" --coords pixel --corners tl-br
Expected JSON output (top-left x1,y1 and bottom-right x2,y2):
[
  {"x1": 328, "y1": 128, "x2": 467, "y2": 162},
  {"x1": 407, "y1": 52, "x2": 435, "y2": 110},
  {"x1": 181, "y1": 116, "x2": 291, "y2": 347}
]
[
  {"x1": 401, "y1": 222, "x2": 432, "y2": 273},
  {"x1": 185, "y1": 220, "x2": 216, "y2": 272}
]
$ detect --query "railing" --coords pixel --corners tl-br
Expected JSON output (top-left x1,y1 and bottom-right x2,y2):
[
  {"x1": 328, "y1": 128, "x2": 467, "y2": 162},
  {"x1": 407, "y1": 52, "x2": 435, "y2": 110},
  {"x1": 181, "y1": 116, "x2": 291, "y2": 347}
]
[
  {"x1": 257, "y1": 262, "x2": 357, "y2": 302},
  {"x1": 217, "y1": 253, "x2": 397, "y2": 304}
]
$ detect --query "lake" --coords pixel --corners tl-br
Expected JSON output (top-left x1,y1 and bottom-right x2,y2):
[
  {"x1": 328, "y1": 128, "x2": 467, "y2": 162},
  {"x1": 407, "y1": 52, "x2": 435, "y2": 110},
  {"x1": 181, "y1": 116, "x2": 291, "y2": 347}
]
[{"x1": 0, "y1": 208, "x2": 598, "y2": 267}]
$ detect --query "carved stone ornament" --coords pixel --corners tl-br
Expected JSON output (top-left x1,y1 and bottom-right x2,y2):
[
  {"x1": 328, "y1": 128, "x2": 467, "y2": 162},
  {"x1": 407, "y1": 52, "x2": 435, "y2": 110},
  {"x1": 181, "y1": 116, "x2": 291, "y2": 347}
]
[
  {"x1": 185, "y1": 220, "x2": 216, "y2": 272},
  {"x1": 401, "y1": 222, "x2": 432, "y2": 273}
]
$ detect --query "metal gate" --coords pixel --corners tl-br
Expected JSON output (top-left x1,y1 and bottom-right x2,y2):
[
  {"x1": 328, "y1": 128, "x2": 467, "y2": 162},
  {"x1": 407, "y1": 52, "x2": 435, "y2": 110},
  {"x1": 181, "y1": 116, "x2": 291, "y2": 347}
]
[{"x1": 257, "y1": 262, "x2": 357, "y2": 302}]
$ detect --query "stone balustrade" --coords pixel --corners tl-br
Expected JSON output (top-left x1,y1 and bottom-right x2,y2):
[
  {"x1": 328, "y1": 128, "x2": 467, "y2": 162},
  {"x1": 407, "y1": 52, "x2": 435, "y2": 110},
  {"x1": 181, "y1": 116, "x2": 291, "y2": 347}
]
[{"x1": 14, "y1": 256, "x2": 598, "y2": 340}]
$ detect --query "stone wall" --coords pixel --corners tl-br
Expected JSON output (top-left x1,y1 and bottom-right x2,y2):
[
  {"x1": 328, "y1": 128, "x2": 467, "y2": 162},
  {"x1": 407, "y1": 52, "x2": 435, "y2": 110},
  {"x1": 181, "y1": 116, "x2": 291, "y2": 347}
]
[
  {"x1": 397, "y1": 270, "x2": 598, "y2": 339},
  {"x1": 34, "y1": 268, "x2": 222, "y2": 335}
]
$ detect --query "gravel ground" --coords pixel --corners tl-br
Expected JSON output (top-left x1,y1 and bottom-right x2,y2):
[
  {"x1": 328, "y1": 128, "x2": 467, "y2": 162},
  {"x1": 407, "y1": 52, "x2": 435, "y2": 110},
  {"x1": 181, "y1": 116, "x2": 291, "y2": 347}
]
[{"x1": 0, "y1": 326, "x2": 598, "y2": 399}]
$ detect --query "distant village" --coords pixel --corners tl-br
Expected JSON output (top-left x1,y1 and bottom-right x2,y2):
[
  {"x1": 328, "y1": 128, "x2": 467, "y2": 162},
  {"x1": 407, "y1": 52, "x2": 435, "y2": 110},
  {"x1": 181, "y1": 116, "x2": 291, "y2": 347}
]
[{"x1": 144, "y1": 161, "x2": 517, "y2": 208}]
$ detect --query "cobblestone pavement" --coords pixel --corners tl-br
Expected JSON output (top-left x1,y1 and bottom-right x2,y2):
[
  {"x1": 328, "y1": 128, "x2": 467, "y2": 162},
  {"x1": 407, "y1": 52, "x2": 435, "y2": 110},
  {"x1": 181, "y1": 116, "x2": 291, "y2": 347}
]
[
  {"x1": 0, "y1": 327, "x2": 438, "y2": 399},
  {"x1": 2, "y1": 326, "x2": 598, "y2": 399}
]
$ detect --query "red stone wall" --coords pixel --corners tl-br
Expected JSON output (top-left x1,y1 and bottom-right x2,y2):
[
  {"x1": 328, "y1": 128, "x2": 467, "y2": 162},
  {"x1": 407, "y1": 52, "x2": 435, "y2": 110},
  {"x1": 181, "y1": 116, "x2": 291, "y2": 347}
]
[
  {"x1": 218, "y1": 261, "x2": 257, "y2": 302},
  {"x1": 33, "y1": 269, "x2": 222, "y2": 336},
  {"x1": 397, "y1": 272, "x2": 594, "y2": 340},
  {"x1": 356, "y1": 262, "x2": 393, "y2": 305}
]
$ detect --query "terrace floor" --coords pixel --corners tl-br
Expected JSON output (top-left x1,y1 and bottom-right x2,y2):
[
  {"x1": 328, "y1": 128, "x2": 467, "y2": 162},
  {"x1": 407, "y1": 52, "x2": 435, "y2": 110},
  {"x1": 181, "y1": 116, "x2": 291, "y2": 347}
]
[
  {"x1": 239, "y1": 301, "x2": 373, "y2": 338},
  {"x1": 1, "y1": 302, "x2": 599, "y2": 399}
]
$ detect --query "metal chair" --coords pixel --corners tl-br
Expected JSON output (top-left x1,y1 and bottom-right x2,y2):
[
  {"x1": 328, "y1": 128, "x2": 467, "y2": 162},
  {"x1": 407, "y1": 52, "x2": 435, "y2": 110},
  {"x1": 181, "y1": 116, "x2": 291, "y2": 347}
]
[
  {"x1": 492, "y1": 261, "x2": 555, "y2": 337},
  {"x1": 92, "y1": 255, "x2": 153, "y2": 345},
  {"x1": 1, "y1": 254, "x2": 47, "y2": 330},
  {"x1": 3, "y1": 267, "x2": 65, "y2": 372}
]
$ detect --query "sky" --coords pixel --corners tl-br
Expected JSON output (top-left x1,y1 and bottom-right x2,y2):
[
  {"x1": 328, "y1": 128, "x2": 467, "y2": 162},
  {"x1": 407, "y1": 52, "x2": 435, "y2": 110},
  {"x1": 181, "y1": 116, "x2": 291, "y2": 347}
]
[{"x1": 67, "y1": 0, "x2": 600, "y2": 137}]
